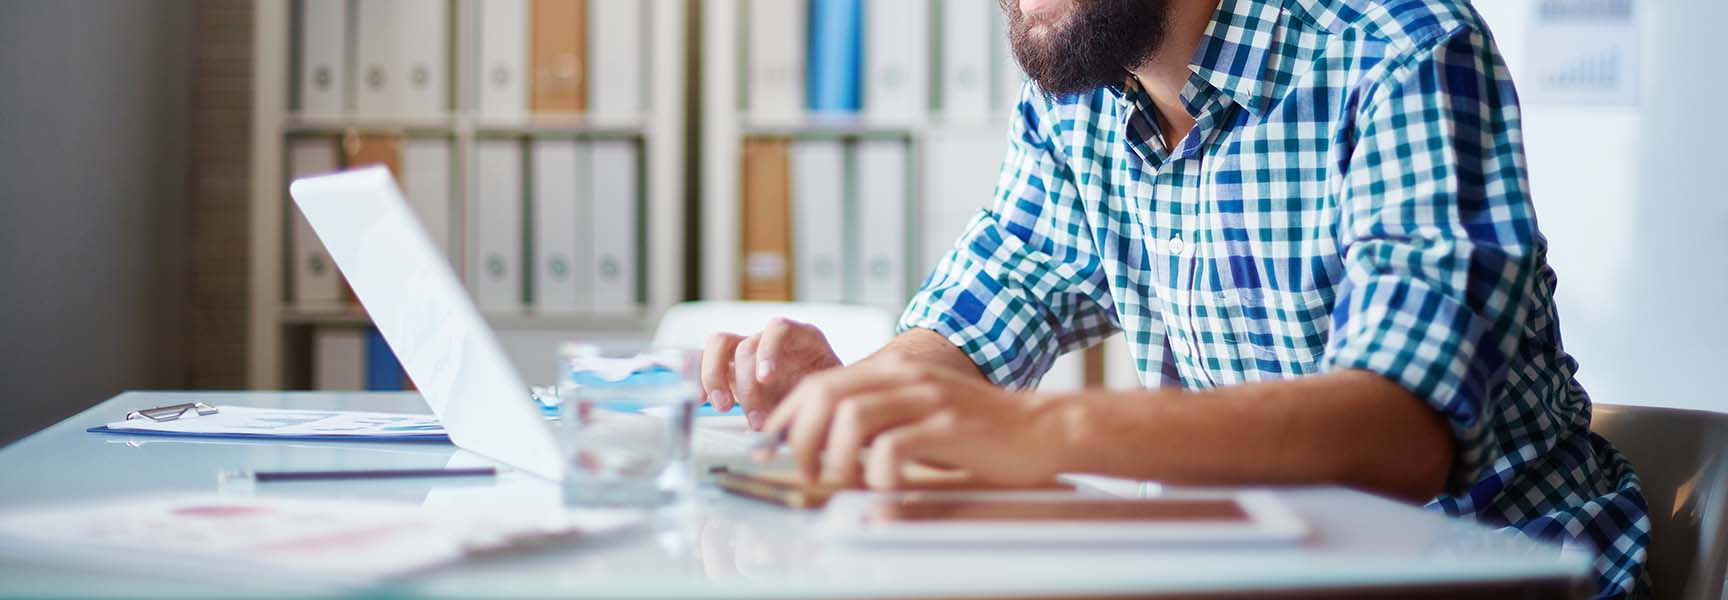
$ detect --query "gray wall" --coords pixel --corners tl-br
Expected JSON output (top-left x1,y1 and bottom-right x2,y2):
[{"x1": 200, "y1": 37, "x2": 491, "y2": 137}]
[{"x1": 0, "y1": 1, "x2": 193, "y2": 444}]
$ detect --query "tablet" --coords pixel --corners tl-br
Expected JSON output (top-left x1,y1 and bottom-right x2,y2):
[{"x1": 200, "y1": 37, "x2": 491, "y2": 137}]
[
  {"x1": 820, "y1": 490, "x2": 1307, "y2": 545},
  {"x1": 710, "y1": 465, "x2": 1068, "y2": 510}
]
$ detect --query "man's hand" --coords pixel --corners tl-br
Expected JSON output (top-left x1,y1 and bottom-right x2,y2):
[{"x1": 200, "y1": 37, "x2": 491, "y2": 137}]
[
  {"x1": 760, "y1": 357, "x2": 1067, "y2": 489},
  {"x1": 701, "y1": 318, "x2": 843, "y2": 430}
]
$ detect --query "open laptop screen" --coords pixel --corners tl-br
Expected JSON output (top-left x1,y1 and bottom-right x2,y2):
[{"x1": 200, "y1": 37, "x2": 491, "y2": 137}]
[{"x1": 290, "y1": 166, "x2": 563, "y2": 480}]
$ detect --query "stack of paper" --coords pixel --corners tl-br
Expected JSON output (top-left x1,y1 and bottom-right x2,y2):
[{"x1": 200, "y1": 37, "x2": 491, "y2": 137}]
[{"x1": 0, "y1": 494, "x2": 640, "y2": 584}]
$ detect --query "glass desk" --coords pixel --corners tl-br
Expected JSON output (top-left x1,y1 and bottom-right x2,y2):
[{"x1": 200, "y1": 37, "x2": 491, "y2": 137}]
[{"x1": 0, "y1": 392, "x2": 1595, "y2": 598}]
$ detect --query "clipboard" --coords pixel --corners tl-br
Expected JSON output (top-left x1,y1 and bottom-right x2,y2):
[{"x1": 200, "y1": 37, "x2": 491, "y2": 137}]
[{"x1": 86, "y1": 403, "x2": 451, "y2": 442}]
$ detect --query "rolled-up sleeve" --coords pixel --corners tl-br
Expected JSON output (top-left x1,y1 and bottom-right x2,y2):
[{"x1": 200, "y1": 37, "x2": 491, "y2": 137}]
[
  {"x1": 899, "y1": 88, "x2": 1120, "y2": 389},
  {"x1": 1322, "y1": 27, "x2": 1539, "y2": 495}
]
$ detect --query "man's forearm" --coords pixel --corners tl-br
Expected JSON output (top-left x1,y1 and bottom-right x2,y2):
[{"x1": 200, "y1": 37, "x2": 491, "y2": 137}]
[
  {"x1": 853, "y1": 330, "x2": 1450, "y2": 501},
  {"x1": 1042, "y1": 369, "x2": 1455, "y2": 502},
  {"x1": 864, "y1": 328, "x2": 989, "y2": 382}
]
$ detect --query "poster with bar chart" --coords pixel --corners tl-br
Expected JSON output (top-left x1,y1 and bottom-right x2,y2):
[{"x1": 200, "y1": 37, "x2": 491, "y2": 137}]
[{"x1": 1524, "y1": 0, "x2": 1639, "y2": 106}]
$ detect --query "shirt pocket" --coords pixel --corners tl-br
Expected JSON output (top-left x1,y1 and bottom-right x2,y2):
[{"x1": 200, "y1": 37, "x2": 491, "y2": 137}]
[{"x1": 1231, "y1": 286, "x2": 1334, "y2": 376}]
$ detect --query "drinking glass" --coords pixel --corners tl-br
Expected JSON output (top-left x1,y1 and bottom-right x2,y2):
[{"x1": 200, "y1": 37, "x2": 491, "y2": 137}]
[{"x1": 554, "y1": 344, "x2": 701, "y2": 508}]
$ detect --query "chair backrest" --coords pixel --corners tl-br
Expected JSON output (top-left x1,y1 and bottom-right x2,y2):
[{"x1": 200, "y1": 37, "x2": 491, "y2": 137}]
[
  {"x1": 1591, "y1": 403, "x2": 1728, "y2": 600},
  {"x1": 650, "y1": 301, "x2": 898, "y2": 365}
]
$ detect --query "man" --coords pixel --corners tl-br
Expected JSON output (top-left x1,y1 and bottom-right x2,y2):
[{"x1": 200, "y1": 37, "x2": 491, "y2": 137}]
[{"x1": 702, "y1": 0, "x2": 1649, "y2": 597}]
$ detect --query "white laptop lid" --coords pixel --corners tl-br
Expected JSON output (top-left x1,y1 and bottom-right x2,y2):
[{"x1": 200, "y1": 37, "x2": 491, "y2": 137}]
[{"x1": 289, "y1": 166, "x2": 563, "y2": 480}]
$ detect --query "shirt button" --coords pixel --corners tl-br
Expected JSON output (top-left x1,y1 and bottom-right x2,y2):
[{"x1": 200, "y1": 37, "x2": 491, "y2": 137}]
[{"x1": 1168, "y1": 236, "x2": 1186, "y2": 256}]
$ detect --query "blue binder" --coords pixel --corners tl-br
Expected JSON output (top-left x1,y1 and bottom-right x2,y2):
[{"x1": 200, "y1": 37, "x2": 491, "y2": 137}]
[
  {"x1": 808, "y1": 0, "x2": 862, "y2": 112},
  {"x1": 365, "y1": 328, "x2": 406, "y2": 391}
]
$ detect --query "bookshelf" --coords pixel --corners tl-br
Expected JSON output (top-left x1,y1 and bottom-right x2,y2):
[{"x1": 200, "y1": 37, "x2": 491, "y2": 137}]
[
  {"x1": 699, "y1": 0, "x2": 1013, "y2": 302},
  {"x1": 247, "y1": 0, "x2": 690, "y2": 389}
]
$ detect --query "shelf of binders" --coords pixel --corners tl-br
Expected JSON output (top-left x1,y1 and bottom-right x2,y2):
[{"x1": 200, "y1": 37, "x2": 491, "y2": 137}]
[
  {"x1": 250, "y1": 0, "x2": 688, "y2": 389},
  {"x1": 702, "y1": 0, "x2": 1024, "y2": 301}
]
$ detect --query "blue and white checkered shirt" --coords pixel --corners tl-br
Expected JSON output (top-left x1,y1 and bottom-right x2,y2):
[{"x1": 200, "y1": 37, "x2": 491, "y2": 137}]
[{"x1": 900, "y1": 0, "x2": 1649, "y2": 596}]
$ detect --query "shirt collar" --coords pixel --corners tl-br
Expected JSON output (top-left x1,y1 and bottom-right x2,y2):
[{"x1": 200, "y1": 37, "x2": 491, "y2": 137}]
[{"x1": 1184, "y1": 0, "x2": 1288, "y2": 117}]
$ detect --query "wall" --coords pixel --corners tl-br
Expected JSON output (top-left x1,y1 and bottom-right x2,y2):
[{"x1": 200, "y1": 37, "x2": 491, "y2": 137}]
[
  {"x1": 185, "y1": 1, "x2": 254, "y2": 390},
  {"x1": 1475, "y1": 0, "x2": 1728, "y2": 413},
  {"x1": 0, "y1": 1, "x2": 193, "y2": 444}
]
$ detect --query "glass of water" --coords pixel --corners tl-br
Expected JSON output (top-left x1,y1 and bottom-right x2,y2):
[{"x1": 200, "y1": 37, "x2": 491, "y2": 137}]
[{"x1": 555, "y1": 344, "x2": 701, "y2": 508}]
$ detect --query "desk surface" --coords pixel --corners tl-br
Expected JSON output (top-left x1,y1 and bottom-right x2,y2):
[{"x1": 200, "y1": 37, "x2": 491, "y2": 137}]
[{"x1": 0, "y1": 392, "x2": 1594, "y2": 599}]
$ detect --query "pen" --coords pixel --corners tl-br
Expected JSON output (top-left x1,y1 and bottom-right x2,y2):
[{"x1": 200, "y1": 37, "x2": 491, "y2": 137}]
[{"x1": 234, "y1": 467, "x2": 497, "y2": 483}]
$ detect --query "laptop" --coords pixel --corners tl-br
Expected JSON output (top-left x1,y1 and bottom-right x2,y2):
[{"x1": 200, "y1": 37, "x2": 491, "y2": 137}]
[{"x1": 290, "y1": 166, "x2": 564, "y2": 480}]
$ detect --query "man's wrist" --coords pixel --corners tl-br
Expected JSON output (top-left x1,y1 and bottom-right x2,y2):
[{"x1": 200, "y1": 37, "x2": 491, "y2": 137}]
[
  {"x1": 1021, "y1": 391, "x2": 1096, "y2": 478},
  {"x1": 866, "y1": 327, "x2": 989, "y2": 383}
]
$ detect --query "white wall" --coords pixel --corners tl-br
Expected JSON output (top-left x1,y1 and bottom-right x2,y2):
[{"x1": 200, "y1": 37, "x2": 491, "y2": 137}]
[
  {"x1": 0, "y1": 1, "x2": 192, "y2": 444},
  {"x1": 1475, "y1": 0, "x2": 1728, "y2": 413}
]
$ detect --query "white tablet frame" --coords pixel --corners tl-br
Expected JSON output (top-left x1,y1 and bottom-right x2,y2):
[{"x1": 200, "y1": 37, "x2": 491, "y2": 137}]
[{"x1": 820, "y1": 490, "x2": 1309, "y2": 545}]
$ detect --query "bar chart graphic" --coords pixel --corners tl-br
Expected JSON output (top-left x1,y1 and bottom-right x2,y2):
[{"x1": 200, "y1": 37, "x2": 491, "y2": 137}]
[{"x1": 1525, "y1": 0, "x2": 1639, "y2": 106}]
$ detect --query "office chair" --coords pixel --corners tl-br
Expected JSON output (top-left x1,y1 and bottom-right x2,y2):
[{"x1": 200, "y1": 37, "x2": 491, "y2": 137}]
[{"x1": 1592, "y1": 403, "x2": 1728, "y2": 600}]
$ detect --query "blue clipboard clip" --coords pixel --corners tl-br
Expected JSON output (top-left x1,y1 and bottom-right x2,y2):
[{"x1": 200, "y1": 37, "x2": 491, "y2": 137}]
[{"x1": 124, "y1": 402, "x2": 218, "y2": 423}]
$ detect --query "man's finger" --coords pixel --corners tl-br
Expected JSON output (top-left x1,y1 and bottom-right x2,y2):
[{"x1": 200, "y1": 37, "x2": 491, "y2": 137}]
[
  {"x1": 731, "y1": 335, "x2": 763, "y2": 425},
  {"x1": 865, "y1": 418, "x2": 949, "y2": 490},
  {"x1": 752, "y1": 317, "x2": 795, "y2": 382},
  {"x1": 761, "y1": 358, "x2": 933, "y2": 435},
  {"x1": 822, "y1": 387, "x2": 941, "y2": 488},
  {"x1": 702, "y1": 333, "x2": 744, "y2": 412},
  {"x1": 786, "y1": 379, "x2": 844, "y2": 484}
]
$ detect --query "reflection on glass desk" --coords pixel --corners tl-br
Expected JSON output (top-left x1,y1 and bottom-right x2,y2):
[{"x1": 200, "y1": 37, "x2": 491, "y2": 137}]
[{"x1": 0, "y1": 392, "x2": 1595, "y2": 598}]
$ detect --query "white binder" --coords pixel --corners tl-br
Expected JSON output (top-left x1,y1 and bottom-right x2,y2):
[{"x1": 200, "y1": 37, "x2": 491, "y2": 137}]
[
  {"x1": 395, "y1": 0, "x2": 449, "y2": 117},
  {"x1": 791, "y1": 139, "x2": 847, "y2": 303},
  {"x1": 288, "y1": 139, "x2": 343, "y2": 310},
  {"x1": 402, "y1": 138, "x2": 453, "y2": 260},
  {"x1": 1102, "y1": 335, "x2": 1144, "y2": 389},
  {"x1": 353, "y1": 0, "x2": 399, "y2": 116},
  {"x1": 355, "y1": 0, "x2": 449, "y2": 117},
  {"x1": 921, "y1": 134, "x2": 1006, "y2": 276},
  {"x1": 588, "y1": 0, "x2": 646, "y2": 119},
  {"x1": 745, "y1": 0, "x2": 806, "y2": 120},
  {"x1": 473, "y1": 139, "x2": 525, "y2": 313},
  {"x1": 475, "y1": 0, "x2": 529, "y2": 120},
  {"x1": 852, "y1": 139, "x2": 909, "y2": 310},
  {"x1": 296, "y1": 0, "x2": 349, "y2": 117},
  {"x1": 530, "y1": 138, "x2": 588, "y2": 313},
  {"x1": 864, "y1": 0, "x2": 929, "y2": 122},
  {"x1": 313, "y1": 327, "x2": 366, "y2": 391},
  {"x1": 1040, "y1": 351, "x2": 1085, "y2": 392},
  {"x1": 588, "y1": 140, "x2": 640, "y2": 312},
  {"x1": 939, "y1": 0, "x2": 993, "y2": 121}
]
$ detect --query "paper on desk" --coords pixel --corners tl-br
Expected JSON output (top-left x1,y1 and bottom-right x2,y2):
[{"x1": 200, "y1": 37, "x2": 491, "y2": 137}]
[
  {"x1": 97, "y1": 406, "x2": 446, "y2": 439},
  {"x1": 0, "y1": 494, "x2": 641, "y2": 584},
  {"x1": 695, "y1": 415, "x2": 785, "y2": 466}
]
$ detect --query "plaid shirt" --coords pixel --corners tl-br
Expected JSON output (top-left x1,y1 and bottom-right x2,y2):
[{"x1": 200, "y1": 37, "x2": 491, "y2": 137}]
[{"x1": 900, "y1": 0, "x2": 1649, "y2": 596}]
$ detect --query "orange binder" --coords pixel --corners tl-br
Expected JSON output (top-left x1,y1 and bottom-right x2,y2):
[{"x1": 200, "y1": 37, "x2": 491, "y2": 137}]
[
  {"x1": 531, "y1": 0, "x2": 588, "y2": 113},
  {"x1": 341, "y1": 133, "x2": 402, "y2": 181},
  {"x1": 337, "y1": 133, "x2": 403, "y2": 306},
  {"x1": 740, "y1": 138, "x2": 794, "y2": 301}
]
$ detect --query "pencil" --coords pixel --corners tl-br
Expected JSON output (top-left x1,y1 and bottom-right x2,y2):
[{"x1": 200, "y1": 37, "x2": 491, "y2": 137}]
[{"x1": 246, "y1": 467, "x2": 497, "y2": 482}]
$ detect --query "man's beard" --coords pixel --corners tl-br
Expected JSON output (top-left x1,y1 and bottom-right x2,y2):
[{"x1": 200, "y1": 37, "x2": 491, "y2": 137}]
[{"x1": 1001, "y1": 0, "x2": 1172, "y2": 96}]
